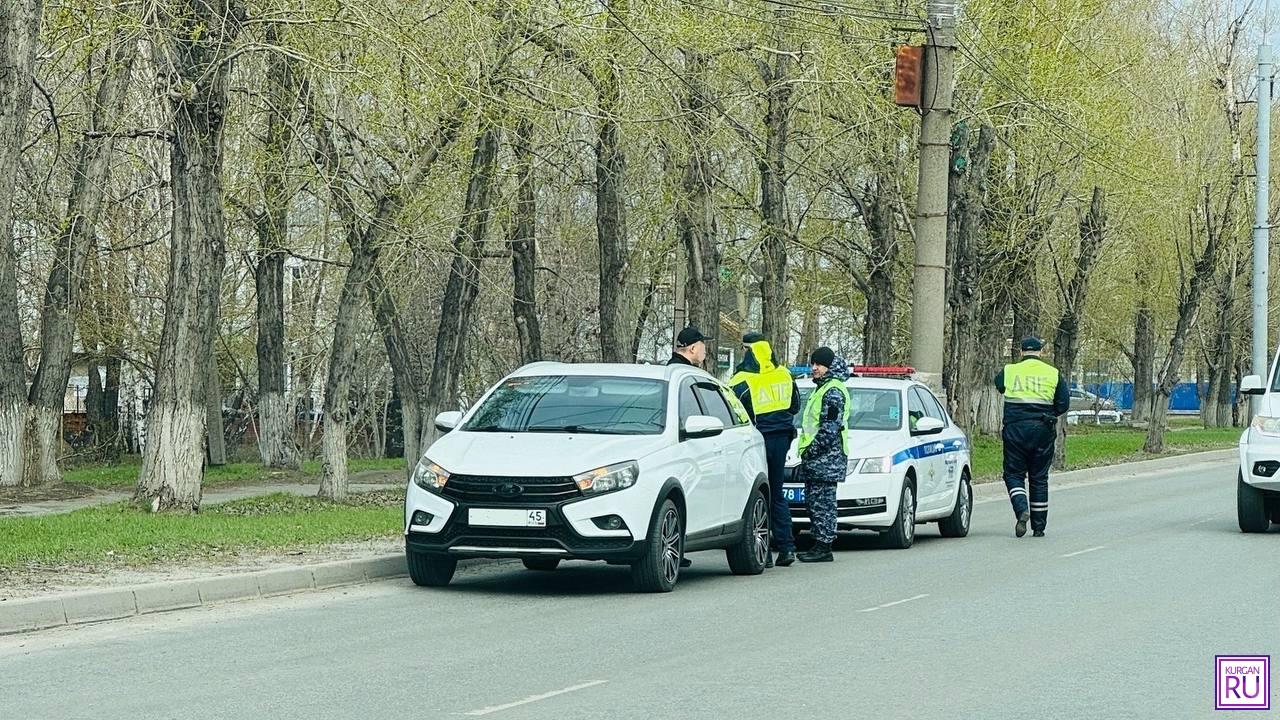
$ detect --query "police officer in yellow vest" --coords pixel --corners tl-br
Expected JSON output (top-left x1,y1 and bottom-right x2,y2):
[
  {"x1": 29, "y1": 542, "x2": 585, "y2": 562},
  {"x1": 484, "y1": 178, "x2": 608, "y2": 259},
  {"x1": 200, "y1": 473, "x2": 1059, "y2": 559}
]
[
  {"x1": 995, "y1": 337, "x2": 1070, "y2": 538},
  {"x1": 730, "y1": 332, "x2": 801, "y2": 567}
]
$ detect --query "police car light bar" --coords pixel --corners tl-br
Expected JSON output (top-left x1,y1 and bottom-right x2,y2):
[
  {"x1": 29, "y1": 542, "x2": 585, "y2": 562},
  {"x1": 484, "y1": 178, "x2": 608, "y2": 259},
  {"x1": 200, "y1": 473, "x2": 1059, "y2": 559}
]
[{"x1": 852, "y1": 365, "x2": 916, "y2": 379}]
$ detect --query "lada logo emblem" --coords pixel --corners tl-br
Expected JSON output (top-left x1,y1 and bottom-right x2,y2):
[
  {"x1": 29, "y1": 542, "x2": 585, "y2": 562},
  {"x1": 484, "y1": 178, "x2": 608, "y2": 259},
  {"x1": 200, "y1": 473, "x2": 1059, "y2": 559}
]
[{"x1": 495, "y1": 483, "x2": 524, "y2": 498}]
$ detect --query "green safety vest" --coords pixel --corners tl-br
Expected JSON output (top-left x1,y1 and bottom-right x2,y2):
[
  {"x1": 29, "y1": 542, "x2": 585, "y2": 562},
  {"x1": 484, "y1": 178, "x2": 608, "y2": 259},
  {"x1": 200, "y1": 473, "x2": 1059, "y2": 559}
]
[
  {"x1": 1003, "y1": 359, "x2": 1059, "y2": 405},
  {"x1": 798, "y1": 380, "x2": 851, "y2": 455}
]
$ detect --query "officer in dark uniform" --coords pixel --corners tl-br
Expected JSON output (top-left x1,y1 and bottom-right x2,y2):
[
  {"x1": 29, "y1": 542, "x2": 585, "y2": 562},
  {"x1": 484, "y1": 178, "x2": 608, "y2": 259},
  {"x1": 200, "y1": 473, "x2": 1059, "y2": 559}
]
[
  {"x1": 994, "y1": 337, "x2": 1070, "y2": 537},
  {"x1": 796, "y1": 347, "x2": 850, "y2": 563},
  {"x1": 667, "y1": 326, "x2": 710, "y2": 368}
]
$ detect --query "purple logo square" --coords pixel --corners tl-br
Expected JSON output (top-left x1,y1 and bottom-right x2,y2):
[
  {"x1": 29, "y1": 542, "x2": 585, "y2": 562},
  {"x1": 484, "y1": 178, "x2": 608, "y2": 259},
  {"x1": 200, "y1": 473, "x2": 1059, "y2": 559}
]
[{"x1": 1216, "y1": 655, "x2": 1270, "y2": 710}]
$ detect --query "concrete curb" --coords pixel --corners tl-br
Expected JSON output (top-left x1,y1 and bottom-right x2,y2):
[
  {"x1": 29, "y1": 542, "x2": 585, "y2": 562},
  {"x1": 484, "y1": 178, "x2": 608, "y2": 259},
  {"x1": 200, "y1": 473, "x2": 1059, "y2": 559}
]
[
  {"x1": 973, "y1": 447, "x2": 1237, "y2": 501},
  {"x1": 0, "y1": 554, "x2": 407, "y2": 637}
]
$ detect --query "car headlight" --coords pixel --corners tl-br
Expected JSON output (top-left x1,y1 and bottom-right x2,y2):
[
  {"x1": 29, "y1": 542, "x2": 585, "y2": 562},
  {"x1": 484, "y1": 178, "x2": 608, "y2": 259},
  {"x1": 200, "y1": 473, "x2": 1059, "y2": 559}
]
[
  {"x1": 1252, "y1": 416, "x2": 1280, "y2": 438},
  {"x1": 860, "y1": 455, "x2": 894, "y2": 474},
  {"x1": 411, "y1": 459, "x2": 450, "y2": 492},
  {"x1": 574, "y1": 461, "x2": 639, "y2": 495}
]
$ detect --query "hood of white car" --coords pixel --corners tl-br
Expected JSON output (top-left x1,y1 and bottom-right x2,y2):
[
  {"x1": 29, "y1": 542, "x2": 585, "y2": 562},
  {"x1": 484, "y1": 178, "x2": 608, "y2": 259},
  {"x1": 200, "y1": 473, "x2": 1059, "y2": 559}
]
[
  {"x1": 785, "y1": 429, "x2": 911, "y2": 468},
  {"x1": 424, "y1": 430, "x2": 669, "y2": 477}
]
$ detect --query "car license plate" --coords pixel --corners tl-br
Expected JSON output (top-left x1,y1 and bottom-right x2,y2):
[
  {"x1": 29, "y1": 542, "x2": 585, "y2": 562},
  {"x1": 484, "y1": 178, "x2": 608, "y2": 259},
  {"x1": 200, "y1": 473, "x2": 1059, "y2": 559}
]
[
  {"x1": 469, "y1": 508, "x2": 547, "y2": 528},
  {"x1": 782, "y1": 485, "x2": 805, "y2": 504}
]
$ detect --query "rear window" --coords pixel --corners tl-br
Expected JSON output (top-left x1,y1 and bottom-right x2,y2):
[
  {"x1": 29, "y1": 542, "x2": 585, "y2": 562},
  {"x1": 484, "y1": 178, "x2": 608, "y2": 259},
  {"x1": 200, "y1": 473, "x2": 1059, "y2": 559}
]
[
  {"x1": 463, "y1": 375, "x2": 667, "y2": 435},
  {"x1": 793, "y1": 386, "x2": 902, "y2": 431}
]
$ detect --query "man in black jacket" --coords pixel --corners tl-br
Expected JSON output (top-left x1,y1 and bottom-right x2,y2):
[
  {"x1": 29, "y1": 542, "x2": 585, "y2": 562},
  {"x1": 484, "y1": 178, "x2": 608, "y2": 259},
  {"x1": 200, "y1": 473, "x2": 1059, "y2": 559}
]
[{"x1": 668, "y1": 326, "x2": 710, "y2": 368}]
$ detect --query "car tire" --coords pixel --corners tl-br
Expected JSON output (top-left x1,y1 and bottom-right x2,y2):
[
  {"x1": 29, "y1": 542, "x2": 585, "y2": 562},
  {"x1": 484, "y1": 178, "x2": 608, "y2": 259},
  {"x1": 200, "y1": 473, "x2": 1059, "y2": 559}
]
[
  {"x1": 938, "y1": 470, "x2": 972, "y2": 539},
  {"x1": 726, "y1": 486, "x2": 770, "y2": 575},
  {"x1": 407, "y1": 549, "x2": 457, "y2": 587},
  {"x1": 632, "y1": 497, "x2": 684, "y2": 593},
  {"x1": 1238, "y1": 472, "x2": 1271, "y2": 533},
  {"x1": 883, "y1": 479, "x2": 916, "y2": 549},
  {"x1": 521, "y1": 557, "x2": 560, "y2": 571}
]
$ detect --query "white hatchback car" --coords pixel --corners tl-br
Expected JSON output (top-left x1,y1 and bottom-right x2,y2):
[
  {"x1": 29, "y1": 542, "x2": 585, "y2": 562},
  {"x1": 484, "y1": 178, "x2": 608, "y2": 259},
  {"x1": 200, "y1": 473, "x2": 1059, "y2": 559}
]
[
  {"x1": 1235, "y1": 366, "x2": 1280, "y2": 532},
  {"x1": 404, "y1": 362, "x2": 772, "y2": 592},
  {"x1": 783, "y1": 368, "x2": 973, "y2": 548}
]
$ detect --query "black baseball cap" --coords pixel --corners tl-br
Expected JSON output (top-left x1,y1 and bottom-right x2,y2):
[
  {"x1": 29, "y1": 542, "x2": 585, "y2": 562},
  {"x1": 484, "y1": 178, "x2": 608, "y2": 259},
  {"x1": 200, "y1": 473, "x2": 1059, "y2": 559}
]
[
  {"x1": 742, "y1": 331, "x2": 766, "y2": 345},
  {"x1": 1020, "y1": 336, "x2": 1044, "y2": 352},
  {"x1": 677, "y1": 326, "x2": 711, "y2": 348}
]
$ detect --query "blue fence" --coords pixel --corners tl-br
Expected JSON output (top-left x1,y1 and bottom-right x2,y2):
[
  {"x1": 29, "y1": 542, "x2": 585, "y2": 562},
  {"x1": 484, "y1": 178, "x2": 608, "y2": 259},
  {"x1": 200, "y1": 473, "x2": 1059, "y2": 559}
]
[{"x1": 1076, "y1": 382, "x2": 1234, "y2": 413}]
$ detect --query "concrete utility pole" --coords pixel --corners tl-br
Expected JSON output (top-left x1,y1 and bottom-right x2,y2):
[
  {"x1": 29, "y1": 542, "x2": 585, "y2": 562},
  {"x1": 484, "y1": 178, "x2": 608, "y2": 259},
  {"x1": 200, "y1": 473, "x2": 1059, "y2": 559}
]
[
  {"x1": 1253, "y1": 38, "x2": 1273, "y2": 406},
  {"x1": 909, "y1": 0, "x2": 957, "y2": 394}
]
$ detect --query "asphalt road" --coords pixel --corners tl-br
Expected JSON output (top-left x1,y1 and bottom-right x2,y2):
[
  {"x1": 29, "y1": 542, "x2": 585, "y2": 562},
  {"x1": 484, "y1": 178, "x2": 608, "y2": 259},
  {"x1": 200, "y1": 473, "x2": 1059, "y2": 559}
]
[{"x1": 1, "y1": 456, "x2": 1275, "y2": 720}]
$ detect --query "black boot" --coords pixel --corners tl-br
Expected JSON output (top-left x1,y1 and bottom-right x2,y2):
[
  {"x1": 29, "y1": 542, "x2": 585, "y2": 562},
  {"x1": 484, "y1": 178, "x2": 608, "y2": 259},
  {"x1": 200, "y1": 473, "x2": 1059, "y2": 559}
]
[
  {"x1": 774, "y1": 549, "x2": 797, "y2": 567},
  {"x1": 1032, "y1": 529, "x2": 1045, "y2": 538},
  {"x1": 797, "y1": 542, "x2": 833, "y2": 563},
  {"x1": 765, "y1": 552, "x2": 774, "y2": 568},
  {"x1": 1015, "y1": 510, "x2": 1030, "y2": 538}
]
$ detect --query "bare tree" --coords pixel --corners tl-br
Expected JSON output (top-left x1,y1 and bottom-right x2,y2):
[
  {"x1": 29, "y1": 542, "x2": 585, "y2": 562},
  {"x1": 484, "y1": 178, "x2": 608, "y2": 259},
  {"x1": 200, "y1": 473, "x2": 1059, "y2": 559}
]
[
  {"x1": 252, "y1": 29, "x2": 303, "y2": 469},
  {"x1": 21, "y1": 31, "x2": 134, "y2": 485},
  {"x1": 1051, "y1": 187, "x2": 1108, "y2": 469},
  {"x1": 756, "y1": 37, "x2": 793, "y2": 363},
  {"x1": 676, "y1": 48, "x2": 720, "y2": 370},
  {"x1": 510, "y1": 118, "x2": 542, "y2": 365},
  {"x1": 0, "y1": 0, "x2": 44, "y2": 485},
  {"x1": 136, "y1": 0, "x2": 245, "y2": 511}
]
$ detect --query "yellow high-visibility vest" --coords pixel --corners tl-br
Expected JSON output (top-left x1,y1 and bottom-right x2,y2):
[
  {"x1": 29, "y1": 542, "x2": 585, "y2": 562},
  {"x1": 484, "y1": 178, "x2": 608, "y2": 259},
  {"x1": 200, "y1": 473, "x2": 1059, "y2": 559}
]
[
  {"x1": 729, "y1": 340, "x2": 794, "y2": 415},
  {"x1": 1003, "y1": 359, "x2": 1059, "y2": 405}
]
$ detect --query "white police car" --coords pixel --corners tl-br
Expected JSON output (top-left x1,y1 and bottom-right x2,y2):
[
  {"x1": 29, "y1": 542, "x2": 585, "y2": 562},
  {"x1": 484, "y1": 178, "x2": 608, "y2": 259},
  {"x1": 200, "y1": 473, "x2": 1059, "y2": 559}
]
[
  {"x1": 1235, "y1": 359, "x2": 1280, "y2": 532},
  {"x1": 783, "y1": 367, "x2": 973, "y2": 548}
]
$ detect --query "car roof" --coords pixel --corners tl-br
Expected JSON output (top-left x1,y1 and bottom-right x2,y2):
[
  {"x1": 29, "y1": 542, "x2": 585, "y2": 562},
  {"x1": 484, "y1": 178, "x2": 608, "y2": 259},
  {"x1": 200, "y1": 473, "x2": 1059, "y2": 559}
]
[
  {"x1": 796, "y1": 376, "x2": 922, "y2": 392},
  {"x1": 506, "y1": 361, "x2": 714, "y2": 382}
]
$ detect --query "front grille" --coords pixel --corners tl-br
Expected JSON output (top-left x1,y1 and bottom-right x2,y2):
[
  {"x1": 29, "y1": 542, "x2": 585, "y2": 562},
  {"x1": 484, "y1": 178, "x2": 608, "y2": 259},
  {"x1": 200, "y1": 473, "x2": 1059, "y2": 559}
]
[
  {"x1": 442, "y1": 475, "x2": 581, "y2": 505},
  {"x1": 434, "y1": 517, "x2": 633, "y2": 552}
]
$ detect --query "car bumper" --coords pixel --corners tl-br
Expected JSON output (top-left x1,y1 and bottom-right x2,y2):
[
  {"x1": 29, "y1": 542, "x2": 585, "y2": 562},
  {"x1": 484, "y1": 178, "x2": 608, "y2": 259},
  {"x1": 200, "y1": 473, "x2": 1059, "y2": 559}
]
[
  {"x1": 1240, "y1": 430, "x2": 1280, "y2": 492},
  {"x1": 403, "y1": 482, "x2": 647, "y2": 561},
  {"x1": 782, "y1": 467, "x2": 897, "y2": 530}
]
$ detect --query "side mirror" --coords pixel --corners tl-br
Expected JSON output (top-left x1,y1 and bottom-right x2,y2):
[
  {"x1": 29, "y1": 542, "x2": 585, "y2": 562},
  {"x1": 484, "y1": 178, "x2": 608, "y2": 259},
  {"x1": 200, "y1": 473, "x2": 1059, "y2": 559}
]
[
  {"x1": 1241, "y1": 375, "x2": 1266, "y2": 396},
  {"x1": 911, "y1": 417, "x2": 945, "y2": 436},
  {"x1": 682, "y1": 415, "x2": 725, "y2": 440},
  {"x1": 434, "y1": 411, "x2": 463, "y2": 432}
]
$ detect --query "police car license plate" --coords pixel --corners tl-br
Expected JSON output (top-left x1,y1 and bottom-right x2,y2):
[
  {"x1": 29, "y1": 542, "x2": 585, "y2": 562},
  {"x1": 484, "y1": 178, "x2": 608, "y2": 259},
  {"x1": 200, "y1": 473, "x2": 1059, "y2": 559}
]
[
  {"x1": 782, "y1": 485, "x2": 805, "y2": 504},
  {"x1": 469, "y1": 508, "x2": 547, "y2": 528}
]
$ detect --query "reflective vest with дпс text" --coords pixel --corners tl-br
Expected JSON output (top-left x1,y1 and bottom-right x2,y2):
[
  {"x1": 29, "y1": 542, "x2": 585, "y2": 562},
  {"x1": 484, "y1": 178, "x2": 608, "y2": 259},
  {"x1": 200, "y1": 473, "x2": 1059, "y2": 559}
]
[
  {"x1": 798, "y1": 381, "x2": 851, "y2": 455},
  {"x1": 734, "y1": 366, "x2": 794, "y2": 415},
  {"x1": 1003, "y1": 359, "x2": 1059, "y2": 405}
]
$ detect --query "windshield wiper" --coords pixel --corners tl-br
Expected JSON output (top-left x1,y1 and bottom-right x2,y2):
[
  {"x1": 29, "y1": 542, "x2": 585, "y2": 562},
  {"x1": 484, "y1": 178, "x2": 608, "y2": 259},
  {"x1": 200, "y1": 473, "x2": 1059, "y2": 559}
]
[{"x1": 525, "y1": 425, "x2": 614, "y2": 434}]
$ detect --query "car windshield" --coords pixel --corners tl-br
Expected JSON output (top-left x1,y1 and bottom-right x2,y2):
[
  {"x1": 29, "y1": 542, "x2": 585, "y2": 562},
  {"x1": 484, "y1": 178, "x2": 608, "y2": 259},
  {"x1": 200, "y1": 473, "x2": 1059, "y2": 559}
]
[
  {"x1": 462, "y1": 375, "x2": 667, "y2": 435},
  {"x1": 793, "y1": 386, "x2": 902, "y2": 431}
]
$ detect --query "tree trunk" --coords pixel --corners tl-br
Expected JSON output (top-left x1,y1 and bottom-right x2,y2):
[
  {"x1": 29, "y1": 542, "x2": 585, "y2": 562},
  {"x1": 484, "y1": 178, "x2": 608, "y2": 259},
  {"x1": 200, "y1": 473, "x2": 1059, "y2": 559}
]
[
  {"x1": 136, "y1": 0, "x2": 243, "y2": 512},
  {"x1": 511, "y1": 118, "x2": 543, "y2": 366},
  {"x1": 421, "y1": 127, "x2": 502, "y2": 445},
  {"x1": 0, "y1": 0, "x2": 44, "y2": 486},
  {"x1": 757, "y1": 30, "x2": 792, "y2": 365},
  {"x1": 255, "y1": 28, "x2": 302, "y2": 470},
  {"x1": 21, "y1": 35, "x2": 133, "y2": 485},
  {"x1": 1145, "y1": 202, "x2": 1234, "y2": 453},
  {"x1": 862, "y1": 172, "x2": 901, "y2": 366},
  {"x1": 101, "y1": 352, "x2": 121, "y2": 461},
  {"x1": 1131, "y1": 291, "x2": 1155, "y2": 424},
  {"x1": 1205, "y1": 254, "x2": 1239, "y2": 429},
  {"x1": 677, "y1": 48, "x2": 721, "y2": 371},
  {"x1": 1052, "y1": 187, "x2": 1108, "y2": 470},
  {"x1": 596, "y1": 0, "x2": 631, "y2": 362},
  {"x1": 205, "y1": 342, "x2": 226, "y2": 466},
  {"x1": 944, "y1": 124, "x2": 996, "y2": 435},
  {"x1": 798, "y1": 300, "x2": 819, "y2": 365},
  {"x1": 317, "y1": 237, "x2": 376, "y2": 502}
]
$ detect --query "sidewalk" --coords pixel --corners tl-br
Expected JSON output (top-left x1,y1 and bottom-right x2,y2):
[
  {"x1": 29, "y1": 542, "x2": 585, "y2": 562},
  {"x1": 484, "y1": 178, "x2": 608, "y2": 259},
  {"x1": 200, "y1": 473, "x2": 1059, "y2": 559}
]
[{"x1": 0, "y1": 475, "x2": 403, "y2": 519}]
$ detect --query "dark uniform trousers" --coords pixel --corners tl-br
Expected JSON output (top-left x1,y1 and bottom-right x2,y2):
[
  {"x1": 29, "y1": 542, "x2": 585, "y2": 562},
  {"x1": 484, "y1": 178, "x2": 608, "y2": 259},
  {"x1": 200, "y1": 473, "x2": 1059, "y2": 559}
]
[
  {"x1": 804, "y1": 481, "x2": 838, "y2": 544},
  {"x1": 1001, "y1": 418, "x2": 1055, "y2": 532}
]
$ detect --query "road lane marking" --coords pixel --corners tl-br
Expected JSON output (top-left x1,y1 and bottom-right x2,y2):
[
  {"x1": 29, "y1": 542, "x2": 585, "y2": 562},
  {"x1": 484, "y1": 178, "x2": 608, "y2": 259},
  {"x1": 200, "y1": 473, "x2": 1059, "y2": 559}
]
[
  {"x1": 858, "y1": 593, "x2": 929, "y2": 613},
  {"x1": 1061, "y1": 545, "x2": 1105, "y2": 558},
  {"x1": 464, "y1": 680, "x2": 608, "y2": 716}
]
